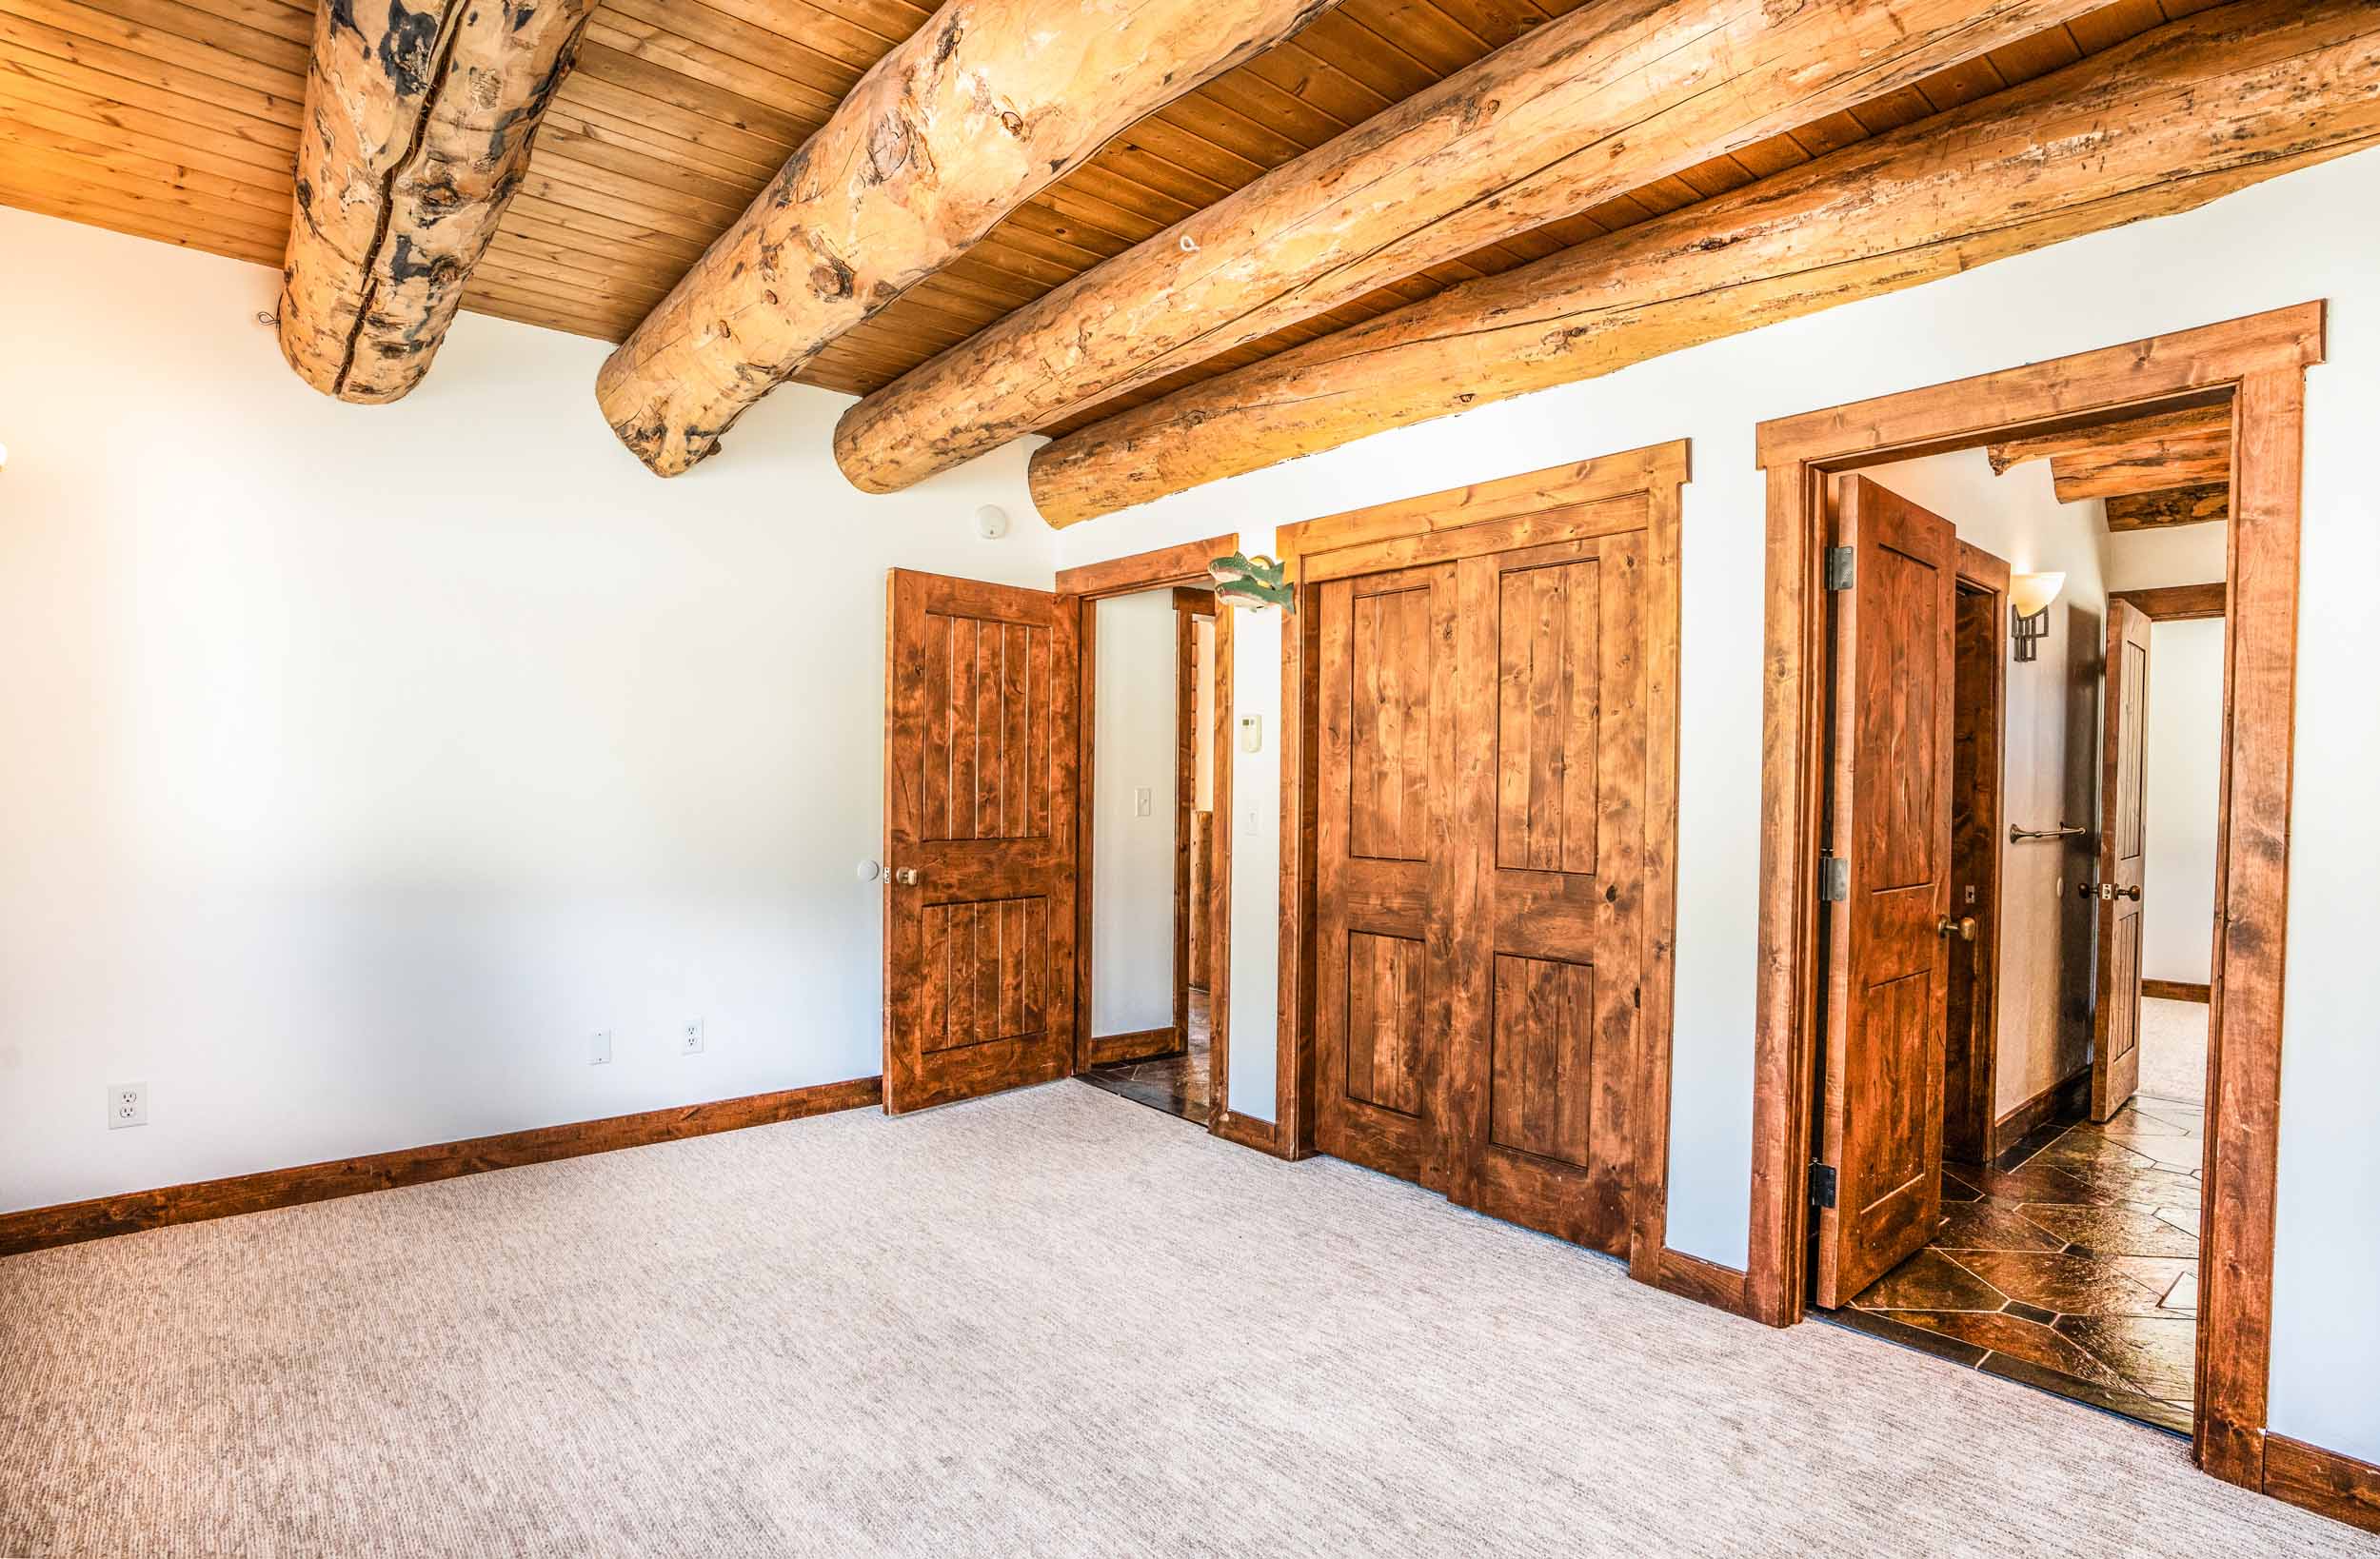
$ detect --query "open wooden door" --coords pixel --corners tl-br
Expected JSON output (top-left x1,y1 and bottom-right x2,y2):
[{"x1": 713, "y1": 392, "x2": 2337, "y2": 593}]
[
  {"x1": 883, "y1": 569, "x2": 1079, "y2": 1114},
  {"x1": 2092, "y1": 599, "x2": 2152, "y2": 1120},
  {"x1": 1815, "y1": 476, "x2": 1957, "y2": 1309}
]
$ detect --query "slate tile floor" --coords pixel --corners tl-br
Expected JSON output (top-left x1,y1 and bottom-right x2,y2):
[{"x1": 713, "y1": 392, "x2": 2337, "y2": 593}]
[
  {"x1": 1079, "y1": 990, "x2": 1212, "y2": 1125},
  {"x1": 1830, "y1": 1093, "x2": 2205, "y2": 1434}
]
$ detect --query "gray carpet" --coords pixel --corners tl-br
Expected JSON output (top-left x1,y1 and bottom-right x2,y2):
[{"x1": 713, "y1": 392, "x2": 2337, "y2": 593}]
[
  {"x1": 0, "y1": 1082, "x2": 2363, "y2": 1558},
  {"x1": 2140, "y1": 995, "x2": 2211, "y2": 1106}
]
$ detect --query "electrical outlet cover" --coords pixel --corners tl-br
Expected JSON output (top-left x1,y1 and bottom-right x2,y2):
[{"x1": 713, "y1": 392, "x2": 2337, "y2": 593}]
[
  {"x1": 590, "y1": 1030, "x2": 613, "y2": 1065},
  {"x1": 681, "y1": 1018, "x2": 704, "y2": 1055},
  {"x1": 107, "y1": 1081, "x2": 148, "y2": 1130}
]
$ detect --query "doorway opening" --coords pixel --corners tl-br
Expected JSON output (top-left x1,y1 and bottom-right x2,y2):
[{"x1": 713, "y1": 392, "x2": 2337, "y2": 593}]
[
  {"x1": 1058, "y1": 537, "x2": 1237, "y2": 1132},
  {"x1": 1812, "y1": 446, "x2": 2225, "y2": 1435},
  {"x1": 1079, "y1": 585, "x2": 1220, "y2": 1124},
  {"x1": 1747, "y1": 302, "x2": 2321, "y2": 1491}
]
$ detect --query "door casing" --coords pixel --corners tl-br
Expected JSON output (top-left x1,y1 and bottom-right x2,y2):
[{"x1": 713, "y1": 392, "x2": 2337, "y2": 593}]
[{"x1": 1747, "y1": 302, "x2": 2325, "y2": 1492}]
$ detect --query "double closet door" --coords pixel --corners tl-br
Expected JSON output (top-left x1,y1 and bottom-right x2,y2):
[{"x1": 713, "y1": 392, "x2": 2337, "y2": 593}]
[{"x1": 1312, "y1": 497, "x2": 1665, "y2": 1258}]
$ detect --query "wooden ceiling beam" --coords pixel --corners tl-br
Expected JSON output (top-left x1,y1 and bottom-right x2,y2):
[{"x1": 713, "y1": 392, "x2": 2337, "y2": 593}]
[
  {"x1": 593, "y1": 0, "x2": 1348, "y2": 478},
  {"x1": 277, "y1": 0, "x2": 600, "y2": 402},
  {"x1": 2048, "y1": 430, "x2": 2232, "y2": 502},
  {"x1": 1984, "y1": 404, "x2": 2229, "y2": 474},
  {"x1": 832, "y1": 0, "x2": 2126, "y2": 495},
  {"x1": 2106, "y1": 483, "x2": 2231, "y2": 532},
  {"x1": 1023, "y1": 0, "x2": 2380, "y2": 525}
]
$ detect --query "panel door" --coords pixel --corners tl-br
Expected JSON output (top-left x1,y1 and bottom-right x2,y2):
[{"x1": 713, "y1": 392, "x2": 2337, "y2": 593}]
[
  {"x1": 1314, "y1": 563, "x2": 1458, "y2": 1185},
  {"x1": 2092, "y1": 599, "x2": 2152, "y2": 1120},
  {"x1": 1440, "y1": 530, "x2": 1651, "y2": 1255},
  {"x1": 1815, "y1": 475, "x2": 1957, "y2": 1309},
  {"x1": 883, "y1": 569, "x2": 1078, "y2": 1114}
]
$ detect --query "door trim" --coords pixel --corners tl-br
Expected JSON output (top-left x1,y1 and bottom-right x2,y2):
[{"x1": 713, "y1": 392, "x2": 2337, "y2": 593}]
[
  {"x1": 1272, "y1": 440, "x2": 1693, "y2": 1288},
  {"x1": 1948, "y1": 543, "x2": 2009, "y2": 1166},
  {"x1": 1056, "y1": 536, "x2": 1236, "y2": 1136},
  {"x1": 1746, "y1": 302, "x2": 2325, "y2": 1490}
]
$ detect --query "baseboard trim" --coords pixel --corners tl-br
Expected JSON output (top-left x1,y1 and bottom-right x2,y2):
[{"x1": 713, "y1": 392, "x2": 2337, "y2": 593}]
[
  {"x1": 1211, "y1": 1107, "x2": 1293, "y2": 1159},
  {"x1": 1993, "y1": 1064, "x2": 2092, "y2": 1159},
  {"x1": 1083, "y1": 1026, "x2": 1181, "y2": 1067},
  {"x1": 2144, "y1": 978, "x2": 2211, "y2": 1003},
  {"x1": 2265, "y1": 1434, "x2": 2380, "y2": 1533},
  {"x1": 1635, "y1": 1244, "x2": 1755, "y2": 1320},
  {"x1": 0, "y1": 1075, "x2": 884, "y2": 1259}
]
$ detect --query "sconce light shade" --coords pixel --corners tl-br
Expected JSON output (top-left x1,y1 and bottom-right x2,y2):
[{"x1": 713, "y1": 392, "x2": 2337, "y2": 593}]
[{"x1": 2010, "y1": 571, "x2": 2064, "y2": 662}]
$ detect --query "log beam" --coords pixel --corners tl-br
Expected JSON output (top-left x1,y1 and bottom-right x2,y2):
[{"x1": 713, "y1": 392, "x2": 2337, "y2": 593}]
[
  {"x1": 2107, "y1": 483, "x2": 2231, "y2": 531},
  {"x1": 279, "y1": 0, "x2": 598, "y2": 403},
  {"x1": 1026, "y1": 0, "x2": 2380, "y2": 525},
  {"x1": 1986, "y1": 405, "x2": 2229, "y2": 475},
  {"x1": 2050, "y1": 432, "x2": 2232, "y2": 502},
  {"x1": 833, "y1": 0, "x2": 2124, "y2": 494},
  {"x1": 594, "y1": 0, "x2": 1343, "y2": 477}
]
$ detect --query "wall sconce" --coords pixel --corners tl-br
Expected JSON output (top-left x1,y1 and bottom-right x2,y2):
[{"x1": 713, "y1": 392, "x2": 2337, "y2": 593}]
[{"x1": 2010, "y1": 572, "x2": 2065, "y2": 662}]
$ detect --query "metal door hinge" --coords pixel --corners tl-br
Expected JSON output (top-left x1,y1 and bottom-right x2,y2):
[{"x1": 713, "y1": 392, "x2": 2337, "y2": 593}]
[
  {"x1": 1819, "y1": 855, "x2": 1849, "y2": 902},
  {"x1": 1825, "y1": 546, "x2": 1854, "y2": 590},
  {"x1": 1809, "y1": 1162, "x2": 1838, "y2": 1210}
]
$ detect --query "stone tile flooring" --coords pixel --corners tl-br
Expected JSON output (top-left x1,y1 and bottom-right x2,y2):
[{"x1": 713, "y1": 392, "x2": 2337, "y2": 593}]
[
  {"x1": 1078, "y1": 990, "x2": 1212, "y2": 1125},
  {"x1": 1830, "y1": 1092, "x2": 2204, "y2": 1433}
]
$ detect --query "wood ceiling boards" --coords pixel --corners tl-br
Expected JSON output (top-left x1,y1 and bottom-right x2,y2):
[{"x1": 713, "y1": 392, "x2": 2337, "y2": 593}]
[{"x1": 1, "y1": 0, "x2": 2227, "y2": 428}]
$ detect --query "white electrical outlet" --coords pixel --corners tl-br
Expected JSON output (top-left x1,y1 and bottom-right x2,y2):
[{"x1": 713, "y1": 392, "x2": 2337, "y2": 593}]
[
  {"x1": 108, "y1": 1082, "x2": 148, "y2": 1130},
  {"x1": 680, "y1": 1018, "x2": 705, "y2": 1056},
  {"x1": 590, "y1": 1030, "x2": 613, "y2": 1066}
]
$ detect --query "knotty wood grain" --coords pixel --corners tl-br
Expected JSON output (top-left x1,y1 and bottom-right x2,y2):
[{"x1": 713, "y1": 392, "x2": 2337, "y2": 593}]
[
  {"x1": 594, "y1": 0, "x2": 1341, "y2": 475},
  {"x1": 840, "y1": 0, "x2": 2120, "y2": 496},
  {"x1": 1027, "y1": 0, "x2": 2377, "y2": 523}
]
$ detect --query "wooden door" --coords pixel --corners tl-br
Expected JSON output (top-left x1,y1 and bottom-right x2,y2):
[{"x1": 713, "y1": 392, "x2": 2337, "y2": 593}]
[
  {"x1": 2092, "y1": 599, "x2": 2152, "y2": 1120},
  {"x1": 1815, "y1": 476, "x2": 1957, "y2": 1309},
  {"x1": 883, "y1": 569, "x2": 1078, "y2": 1114},
  {"x1": 1314, "y1": 563, "x2": 1458, "y2": 1184},
  {"x1": 1439, "y1": 532, "x2": 1651, "y2": 1255}
]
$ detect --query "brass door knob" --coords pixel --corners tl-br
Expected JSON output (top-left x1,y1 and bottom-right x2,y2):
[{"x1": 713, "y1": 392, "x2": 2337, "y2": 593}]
[
  {"x1": 1937, "y1": 916, "x2": 1977, "y2": 942},
  {"x1": 893, "y1": 867, "x2": 922, "y2": 886}
]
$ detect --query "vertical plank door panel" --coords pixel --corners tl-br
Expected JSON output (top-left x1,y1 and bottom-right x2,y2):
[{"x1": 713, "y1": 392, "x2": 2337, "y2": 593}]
[
  {"x1": 884, "y1": 571, "x2": 1078, "y2": 1113},
  {"x1": 1315, "y1": 565, "x2": 1458, "y2": 1183}
]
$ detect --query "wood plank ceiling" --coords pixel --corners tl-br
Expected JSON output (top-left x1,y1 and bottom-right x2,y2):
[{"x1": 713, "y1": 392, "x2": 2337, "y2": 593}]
[{"x1": 2, "y1": 0, "x2": 2227, "y2": 437}]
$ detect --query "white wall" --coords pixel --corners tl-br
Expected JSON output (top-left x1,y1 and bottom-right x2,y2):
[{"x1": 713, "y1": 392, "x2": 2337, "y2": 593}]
[
  {"x1": 1048, "y1": 148, "x2": 2380, "y2": 1462},
  {"x1": 1090, "y1": 589, "x2": 1179, "y2": 1036},
  {"x1": 1863, "y1": 452, "x2": 2105, "y2": 1118},
  {"x1": 2143, "y1": 620, "x2": 2224, "y2": 988},
  {"x1": 2106, "y1": 521, "x2": 2228, "y2": 592},
  {"x1": 0, "y1": 207, "x2": 1056, "y2": 1214}
]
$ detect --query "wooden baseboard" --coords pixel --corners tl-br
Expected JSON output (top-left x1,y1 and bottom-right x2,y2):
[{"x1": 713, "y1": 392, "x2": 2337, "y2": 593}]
[
  {"x1": 1211, "y1": 1107, "x2": 1294, "y2": 1159},
  {"x1": 1634, "y1": 1244, "x2": 1755, "y2": 1320},
  {"x1": 2144, "y1": 977, "x2": 2211, "y2": 1003},
  {"x1": 0, "y1": 1075, "x2": 884, "y2": 1259},
  {"x1": 2264, "y1": 1434, "x2": 2380, "y2": 1533},
  {"x1": 1993, "y1": 1065, "x2": 2092, "y2": 1159},
  {"x1": 1083, "y1": 1026, "x2": 1181, "y2": 1067}
]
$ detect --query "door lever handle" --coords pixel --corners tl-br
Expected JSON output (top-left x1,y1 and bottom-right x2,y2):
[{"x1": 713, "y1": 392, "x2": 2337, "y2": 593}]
[
  {"x1": 1937, "y1": 916, "x2": 1977, "y2": 942},
  {"x1": 893, "y1": 867, "x2": 922, "y2": 886}
]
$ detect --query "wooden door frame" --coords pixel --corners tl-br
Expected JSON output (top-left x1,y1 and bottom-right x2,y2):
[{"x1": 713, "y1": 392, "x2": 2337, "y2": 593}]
[
  {"x1": 1056, "y1": 536, "x2": 1236, "y2": 1119},
  {"x1": 1268, "y1": 440, "x2": 1708, "y2": 1298},
  {"x1": 1746, "y1": 302, "x2": 2324, "y2": 1492},
  {"x1": 1947, "y1": 542, "x2": 2009, "y2": 1168},
  {"x1": 1172, "y1": 589, "x2": 1219, "y2": 1040}
]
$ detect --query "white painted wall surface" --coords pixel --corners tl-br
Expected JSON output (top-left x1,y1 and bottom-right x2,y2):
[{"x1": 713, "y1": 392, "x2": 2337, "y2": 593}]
[
  {"x1": 2104, "y1": 521, "x2": 2229, "y2": 592},
  {"x1": 1049, "y1": 149, "x2": 2380, "y2": 1460},
  {"x1": 1863, "y1": 453, "x2": 2105, "y2": 1119},
  {"x1": 1090, "y1": 590, "x2": 1179, "y2": 1036},
  {"x1": 0, "y1": 207, "x2": 1056, "y2": 1214},
  {"x1": 2142, "y1": 620, "x2": 2224, "y2": 988}
]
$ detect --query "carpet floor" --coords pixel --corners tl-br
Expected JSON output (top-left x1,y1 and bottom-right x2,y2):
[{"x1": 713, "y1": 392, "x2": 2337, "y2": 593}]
[
  {"x1": 1, "y1": 1082, "x2": 2364, "y2": 1558},
  {"x1": 2140, "y1": 996, "x2": 2211, "y2": 1106}
]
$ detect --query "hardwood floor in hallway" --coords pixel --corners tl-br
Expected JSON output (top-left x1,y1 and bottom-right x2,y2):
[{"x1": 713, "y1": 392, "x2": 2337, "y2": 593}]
[{"x1": 1078, "y1": 989, "x2": 1212, "y2": 1124}]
